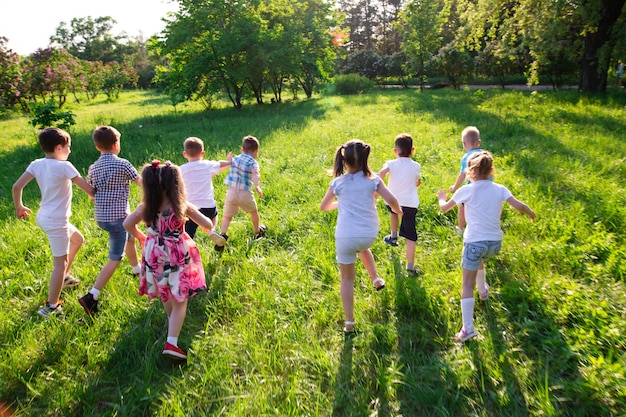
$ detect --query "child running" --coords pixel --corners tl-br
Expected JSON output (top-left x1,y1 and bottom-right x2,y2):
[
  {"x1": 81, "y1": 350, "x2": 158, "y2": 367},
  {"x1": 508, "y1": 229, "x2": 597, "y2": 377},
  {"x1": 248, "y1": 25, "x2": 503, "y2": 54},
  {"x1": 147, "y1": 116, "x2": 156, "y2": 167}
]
[
  {"x1": 217, "y1": 135, "x2": 265, "y2": 250},
  {"x1": 437, "y1": 151, "x2": 535, "y2": 343},
  {"x1": 123, "y1": 160, "x2": 225, "y2": 360},
  {"x1": 79, "y1": 126, "x2": 142, "y2": 316},
  {"x1": 320, "y1": 139, "x2": 401, "y2": 334},
  {"x1": 180, "y1": 137, "x2": 232, "y2": 239},
  {"x1": 378, "y1": 133, "x2": 422, "y2": 275},
  {"x1": 12, "y1": 127, "x2": 95, "y2": 317}
]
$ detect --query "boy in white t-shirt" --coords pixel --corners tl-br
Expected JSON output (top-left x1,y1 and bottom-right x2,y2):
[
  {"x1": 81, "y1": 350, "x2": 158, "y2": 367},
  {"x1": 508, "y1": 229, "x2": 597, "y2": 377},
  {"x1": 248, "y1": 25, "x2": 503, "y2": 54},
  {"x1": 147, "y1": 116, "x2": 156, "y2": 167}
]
[
  {"x1": 180, "y1": 137, "x2": 232, "y2": 240},
  {"x1": 12, "y1": 127, "x2": 95, "y2": 317},
  {"x1": 379, "y1": 133, "x2": 422, "y2": 275},
  {"x1": 437, "y1": 151, "x2": 535, "y2": 343}
]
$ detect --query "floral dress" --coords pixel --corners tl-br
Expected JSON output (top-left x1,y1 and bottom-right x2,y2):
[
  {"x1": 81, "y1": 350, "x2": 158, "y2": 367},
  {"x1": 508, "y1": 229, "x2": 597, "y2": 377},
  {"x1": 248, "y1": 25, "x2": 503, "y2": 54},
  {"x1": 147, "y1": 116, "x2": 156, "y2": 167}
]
[{"x1": 139, "y1": 207, "x2": 206, "y2": 302}]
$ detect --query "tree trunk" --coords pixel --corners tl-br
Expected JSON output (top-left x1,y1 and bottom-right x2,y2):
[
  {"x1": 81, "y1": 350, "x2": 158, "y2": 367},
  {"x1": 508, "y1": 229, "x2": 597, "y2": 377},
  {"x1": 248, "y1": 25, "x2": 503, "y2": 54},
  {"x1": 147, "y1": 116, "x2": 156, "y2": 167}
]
[{"x1": 579, "y1": 0, "x2": 626, "y2": 92}]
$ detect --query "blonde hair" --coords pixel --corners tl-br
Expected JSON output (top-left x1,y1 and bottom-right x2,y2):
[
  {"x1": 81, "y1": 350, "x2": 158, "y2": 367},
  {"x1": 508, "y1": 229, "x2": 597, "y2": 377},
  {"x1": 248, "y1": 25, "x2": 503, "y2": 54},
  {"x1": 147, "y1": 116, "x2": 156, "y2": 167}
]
[{"x1": 462, "y1": 126, "x2": 480, "y2": 146}]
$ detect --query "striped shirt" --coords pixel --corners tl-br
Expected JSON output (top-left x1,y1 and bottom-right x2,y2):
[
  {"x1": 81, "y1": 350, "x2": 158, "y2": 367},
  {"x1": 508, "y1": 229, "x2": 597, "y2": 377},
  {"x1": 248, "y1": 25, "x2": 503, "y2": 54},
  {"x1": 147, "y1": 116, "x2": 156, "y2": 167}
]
[
  {"x1": 88, "y1": 153, "x2": 140, "y2": 222},
  {"x1": 224, "y1": 153, "x2": 258, "y2": 191}
]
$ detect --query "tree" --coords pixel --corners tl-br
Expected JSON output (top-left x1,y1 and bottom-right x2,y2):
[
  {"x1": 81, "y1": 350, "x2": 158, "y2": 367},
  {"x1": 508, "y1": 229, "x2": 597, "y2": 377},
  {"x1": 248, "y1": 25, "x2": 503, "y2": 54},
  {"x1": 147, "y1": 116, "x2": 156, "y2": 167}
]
[
  {"x1": 50, "y1": 16, "x2": 130, "y2": 63},
  {"x1": 0, "y1": 37, "x2": 24, "y2": 110}
]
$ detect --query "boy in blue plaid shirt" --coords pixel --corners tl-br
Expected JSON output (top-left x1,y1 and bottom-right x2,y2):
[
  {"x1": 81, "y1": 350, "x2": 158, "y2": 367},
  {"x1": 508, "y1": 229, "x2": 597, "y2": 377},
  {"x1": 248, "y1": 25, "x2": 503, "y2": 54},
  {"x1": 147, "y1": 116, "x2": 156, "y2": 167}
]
[
  {"x1": 216, "y1": 135, "x2": 265, "y2": 249},
  {"x1": 78, "y1": 126, "x2": 142, "y2": 315}
]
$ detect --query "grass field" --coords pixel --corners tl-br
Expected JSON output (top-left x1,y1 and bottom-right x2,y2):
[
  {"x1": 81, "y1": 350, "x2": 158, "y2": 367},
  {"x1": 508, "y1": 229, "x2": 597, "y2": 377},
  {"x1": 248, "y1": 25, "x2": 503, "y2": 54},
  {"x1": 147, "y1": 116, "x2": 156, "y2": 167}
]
[{"x1": 0, "y1": 87, "x2": 625, "y2": 416}]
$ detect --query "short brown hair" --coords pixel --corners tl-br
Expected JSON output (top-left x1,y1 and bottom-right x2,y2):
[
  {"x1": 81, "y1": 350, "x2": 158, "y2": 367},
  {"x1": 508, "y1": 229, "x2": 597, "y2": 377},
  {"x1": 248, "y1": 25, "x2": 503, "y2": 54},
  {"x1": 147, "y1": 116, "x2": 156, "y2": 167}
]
[
  {"x1": 93, "y1": 126, "x2": 120, "y2": 151},
  {"x1": 242, "y1": 135, "x2": 259, "y2": 153},
  {"x1": 394, "y1": 133, "x2": 413, "y2": 157},
  {"x1": 184, "y1": 137, "x2": 204, "y2": 157},
  {"x1": 467, "y1": 151, "x2": 493, "y2": 181},
  {"x1": 39, "y1": 127, "x2": 70, "y2": 153}
]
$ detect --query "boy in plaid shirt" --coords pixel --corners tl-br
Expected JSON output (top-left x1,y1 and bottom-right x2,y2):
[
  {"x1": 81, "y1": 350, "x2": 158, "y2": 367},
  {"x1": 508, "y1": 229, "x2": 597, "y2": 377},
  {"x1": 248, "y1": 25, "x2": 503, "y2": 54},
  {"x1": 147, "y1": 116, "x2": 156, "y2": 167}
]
[
  {"x1": 216, "y1": 135, "x2": 265, "y2": 249},
  {"x1": 78, "y1": 126, "x2": 141, "y2": 315}
]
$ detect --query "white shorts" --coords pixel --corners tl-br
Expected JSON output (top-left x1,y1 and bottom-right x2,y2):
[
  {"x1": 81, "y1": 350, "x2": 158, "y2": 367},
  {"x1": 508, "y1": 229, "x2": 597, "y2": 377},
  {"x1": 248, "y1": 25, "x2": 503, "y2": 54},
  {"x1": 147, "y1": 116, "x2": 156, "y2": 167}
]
[
  {"x1": 37, "y1": 216, "x2": 79, "y2": 257},
  {"x1": 335, "y1": 236, "x2": 377, "y2": 264}
]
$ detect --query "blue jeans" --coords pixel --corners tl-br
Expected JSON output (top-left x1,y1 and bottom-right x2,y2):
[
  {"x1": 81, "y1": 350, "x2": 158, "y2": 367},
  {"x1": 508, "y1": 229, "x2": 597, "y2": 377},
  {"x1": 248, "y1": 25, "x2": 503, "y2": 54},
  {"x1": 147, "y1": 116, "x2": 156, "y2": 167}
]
[
  {"x1": 462, "y1": 241, "x2": 502, "y2": 271},
  {"x1": 97, "y1": 219, "x2": 128, "y2": 261}
]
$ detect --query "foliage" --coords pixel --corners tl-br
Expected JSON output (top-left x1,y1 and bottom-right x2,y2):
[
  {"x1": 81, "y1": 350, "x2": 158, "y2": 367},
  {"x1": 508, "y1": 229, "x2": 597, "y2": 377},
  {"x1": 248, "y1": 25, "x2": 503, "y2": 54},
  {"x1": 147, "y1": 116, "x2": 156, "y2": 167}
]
[
  {"x1": 28, "y1": 99, "x2": 76, "y2": 130},
  {"x1": 433, "y1": 43, "x2": 474, "y2": 88},
  {"x1": 333, "y1": 73, "x2": 374, "y2": 93},
  {"x1": 0, "y1": 88, "x2": 625, "y2": 416},
  {"x1": 102, "y1": 61, "x2": 139, "y2": 100},
  {"x1": 0, "y1": 37, "x2": 24, "y2": 111}
]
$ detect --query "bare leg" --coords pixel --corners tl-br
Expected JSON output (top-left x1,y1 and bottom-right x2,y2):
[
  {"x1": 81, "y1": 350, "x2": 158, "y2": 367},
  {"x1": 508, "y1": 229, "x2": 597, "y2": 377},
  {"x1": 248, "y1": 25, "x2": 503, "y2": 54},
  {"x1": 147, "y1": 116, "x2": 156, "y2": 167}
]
[
  {"x1": 250, "y1": 210, "x2": 260, "y2": 234},
  {"x1": 92, "y1": 260, "x2": 122, "y2": 291},
  {"x1": 405, "y1": 239, "x2": 416, "y2": 267},
  {"x1": 49, "y1": 255, "x2": 68, "y2": 305},
  {"x1": 211, "y1": 216, "x2": 218, "y2": 232},
  {"x1": 221, "y1": 215, "x2": 233, "y2": 235},
  {"x1": 476, "y1": 262, "x2": 487, "y2": 295},
  {"x1": 66, "y1": 229, "x2": 84, "y2": 276},
  {"x1": 125, "y1": 236, "x2": 139, "y2": 267},
  {"x1": 165, "y1": 298, "x2": 188, "y2": 338},
  {"x1": 339, "y1": 263, "x2": 356, "y2": 324},
  {"x1": 389, "y1": 213, "x2": 399, "y2": 234},
  {"x1": 358, "y1": 249, "x2": 379, "y2": 283}
]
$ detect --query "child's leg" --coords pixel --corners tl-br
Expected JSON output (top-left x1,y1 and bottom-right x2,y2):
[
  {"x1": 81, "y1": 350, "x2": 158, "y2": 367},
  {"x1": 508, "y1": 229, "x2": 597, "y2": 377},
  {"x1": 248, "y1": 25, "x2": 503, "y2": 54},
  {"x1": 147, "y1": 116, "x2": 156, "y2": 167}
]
[
  {"x1": 221, "y1": 216, "x2": 233, "y2": 235},
  {"x1": 389, "y1": 212, "x2": 399, "y2": 237},
  {"x1": 358, "y1": 249, "x2": 384, "y2": 288},
  {"x1": 405, "y1": 239, "x2": 416, "y2": 269},
  {"x1": 211, "y1": 215, "x2": 218, "y2": 232},
  {"x1": 476, "y1": 261, "x2": 488, "y2": 297},
  {"x1": 66, "y1": 229, "x2": 84, "y2": 276},
  {"x1": 49, "y1": 255, "x2": 68, "y2": 305},
  {"x1": 250, "y1": 210, "x2": 261, "y2": 234},
  {"x1": 92, "y1": 260, "x2": 122, "y2": 292},
  {"x1": 125, "y1": 236, "x2": 140, "y2": 272},
  {"x1": 460, "y1": 267, "x2": 478, "y2": 332},
  {"x1": 339, "y1": 263, "x2": 356, "y2": 325},
  {"x1": 164, "y1": 298, "x2": 188, "y2": 342}
]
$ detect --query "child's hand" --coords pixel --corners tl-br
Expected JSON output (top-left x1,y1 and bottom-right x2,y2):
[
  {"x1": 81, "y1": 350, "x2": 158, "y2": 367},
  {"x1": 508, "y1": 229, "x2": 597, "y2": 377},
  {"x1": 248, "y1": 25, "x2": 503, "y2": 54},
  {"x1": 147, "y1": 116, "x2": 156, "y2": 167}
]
[
  {"x1": 448, "y1": 186, "x2": 455, "y2": 193},
  {"x1": 137, "y1": 234, "x2": 147, "y2": 248},
  {"x1": 226, "y1": 151, "x2": 233, "y2": 162},
  {"x1": 437, "y1": 190, "x2": 448, "y2": 201},
  {"x1": 16, "y1": 206, "x2": 31, "y2": 219},
  {"x1": 256, "y1": 186, "x2": 263, "y2": 199}
]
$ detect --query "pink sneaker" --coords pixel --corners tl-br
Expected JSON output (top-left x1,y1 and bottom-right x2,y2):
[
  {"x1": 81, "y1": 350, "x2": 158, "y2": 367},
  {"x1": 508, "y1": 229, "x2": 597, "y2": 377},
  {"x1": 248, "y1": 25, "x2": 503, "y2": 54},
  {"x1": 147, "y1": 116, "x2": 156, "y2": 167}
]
[
  {"x1": 163, "y1": 342, "x2": 187, "y2": 360},
  {"x1": 455, "y1": 328, "x2": 477, "y2": 343}
]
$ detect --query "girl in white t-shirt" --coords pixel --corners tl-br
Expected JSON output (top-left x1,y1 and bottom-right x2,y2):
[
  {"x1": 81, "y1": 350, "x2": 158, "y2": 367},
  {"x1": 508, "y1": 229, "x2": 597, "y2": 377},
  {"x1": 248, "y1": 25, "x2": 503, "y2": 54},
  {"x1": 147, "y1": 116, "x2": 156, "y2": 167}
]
[
  {"x1": 321, "y1": 139, "x2": 402, "y2": 334},
  {"x1": 437, "y1": 151, "x2": 536, "y2": 343}
]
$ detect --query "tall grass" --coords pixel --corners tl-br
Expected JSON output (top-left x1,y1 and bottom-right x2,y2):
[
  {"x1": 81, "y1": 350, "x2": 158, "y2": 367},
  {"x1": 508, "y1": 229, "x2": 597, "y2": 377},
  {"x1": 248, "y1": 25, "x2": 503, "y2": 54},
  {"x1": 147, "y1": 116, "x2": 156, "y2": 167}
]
[{"x1": 0, "y1": 88, "x2": 625, "y2": 416}]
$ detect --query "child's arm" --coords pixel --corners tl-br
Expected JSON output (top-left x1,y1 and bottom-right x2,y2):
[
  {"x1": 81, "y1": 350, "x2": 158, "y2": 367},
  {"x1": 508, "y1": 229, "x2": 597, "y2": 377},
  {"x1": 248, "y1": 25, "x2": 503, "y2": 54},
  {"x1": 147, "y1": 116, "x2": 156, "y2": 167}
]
[
  {"x1": 416, "y1": 177, "x2": 421, "y2": 187},
  {"x1": 506, "y1": 196, "x2": 536, "y2": 221},
  {"x1": 12, "y1": 171, "x2": 34, "y2": 219},
  {"x1": 123, "y1": 205, "x2": 147, "y2": 247},
  {"x1": 376, "y1": 181, "x2": 402, "y2": 216},
  {"x1": 437, "y1": 190, "x2": 457, "y2": 212},
  {"x1": 320, "y1": 187, "x2": 338, "y2": 211},
  {"x1": 132, "y1": 177, "x2": 142, "y2": 188},
  {"x1": 252, "y1": 169, "x2": 263, "y2": 198},
  {"x1": 72, "y1": 175, "x2": 95, "y2": 197},
  {"x1": 218, "y1": 152, "x2": 233, "y2": 172},
  {"x1": 187, "y1": 206, "x2": 215, "y2": 232},
  {"x1": 378, "y1": 166, "x2": 389, "y2": 182},
  {"x1": 450, "y1": 172, "x2": 465, "y2": 193}
]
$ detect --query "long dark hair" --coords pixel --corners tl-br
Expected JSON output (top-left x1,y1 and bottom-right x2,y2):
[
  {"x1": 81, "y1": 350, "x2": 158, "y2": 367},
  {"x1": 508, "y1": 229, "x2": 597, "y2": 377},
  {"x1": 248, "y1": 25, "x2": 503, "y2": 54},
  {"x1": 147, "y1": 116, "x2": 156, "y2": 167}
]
[
  {"x1": 141, "y1": 160, "x2": 187, "y2": 224},
  {"x1": 332, "y1": 139, "x2": 372, "y2": 178}
]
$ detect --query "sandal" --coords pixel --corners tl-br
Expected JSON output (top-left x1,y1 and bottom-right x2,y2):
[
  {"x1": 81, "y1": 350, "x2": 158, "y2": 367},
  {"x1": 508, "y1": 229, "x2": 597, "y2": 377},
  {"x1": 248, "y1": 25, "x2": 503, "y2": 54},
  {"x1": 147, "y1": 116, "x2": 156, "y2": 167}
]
[
  {"x1": 373, "y1": 277, "x2": 385, "y2": 291},
  {"x1": 479, "y1": 283, "x2": 489, "y2": 301},
  {"x1": 62, "y1": 274, "x2": 80, "y2": 288},
  {"x1": 455, "y1": 328, "x2": 477, "y2": 343},
  {"x1": 343, "y1": 321, "x2": 356, "y2": 334}
]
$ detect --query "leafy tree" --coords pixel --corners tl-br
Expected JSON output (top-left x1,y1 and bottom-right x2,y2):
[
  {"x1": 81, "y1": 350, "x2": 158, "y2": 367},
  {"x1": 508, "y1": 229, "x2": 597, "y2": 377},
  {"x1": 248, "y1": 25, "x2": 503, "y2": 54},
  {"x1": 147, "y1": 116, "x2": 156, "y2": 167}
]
[
  {"x1": 0, "y1": 37, "x2": 24, "y2": 110},
  {"x1": 433, "y1": 43, "x2": 473, "y2": 88},
  {"x1": 398, "y1": 0, "x2": 447, "y2": 89},
  {"x1": 28, "y1": 100, "x2": 76, "y2": 130},
  {"x1": 102, "y1": 61, "x2": 138, "y2": 100},
  {"x1": 50, "y1": 16, "x2": 130, "y2": 63}
]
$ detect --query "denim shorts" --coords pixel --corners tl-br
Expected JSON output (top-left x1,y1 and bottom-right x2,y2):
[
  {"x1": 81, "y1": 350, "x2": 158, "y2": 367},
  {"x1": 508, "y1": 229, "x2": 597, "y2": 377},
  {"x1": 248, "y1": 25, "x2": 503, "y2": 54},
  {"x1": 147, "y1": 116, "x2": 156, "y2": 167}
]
[
  {"x1": 97, "y1": 219, "x2": 128, "y2": 261},
  {"x1": 462, "y1": 240, "x2": 502, "y2": 271}
]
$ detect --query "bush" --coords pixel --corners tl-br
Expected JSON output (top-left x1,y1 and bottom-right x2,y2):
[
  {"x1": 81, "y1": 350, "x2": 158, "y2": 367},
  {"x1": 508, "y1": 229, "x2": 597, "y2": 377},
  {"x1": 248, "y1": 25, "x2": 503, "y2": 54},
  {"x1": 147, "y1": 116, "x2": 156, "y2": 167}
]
[
  {"x1": 28, "y1": 100, "x2": 76, "y2": 130},
  {"x1": 334, "y1": 74, "x2": 374, "y2": 95}
]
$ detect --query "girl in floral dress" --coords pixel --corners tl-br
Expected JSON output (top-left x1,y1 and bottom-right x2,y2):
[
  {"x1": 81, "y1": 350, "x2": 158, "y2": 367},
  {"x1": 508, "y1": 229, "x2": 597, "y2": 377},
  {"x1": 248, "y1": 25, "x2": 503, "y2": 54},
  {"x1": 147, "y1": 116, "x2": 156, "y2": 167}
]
[{"x1": 124, "y1": 160, "x2": 225, "y2": 360}]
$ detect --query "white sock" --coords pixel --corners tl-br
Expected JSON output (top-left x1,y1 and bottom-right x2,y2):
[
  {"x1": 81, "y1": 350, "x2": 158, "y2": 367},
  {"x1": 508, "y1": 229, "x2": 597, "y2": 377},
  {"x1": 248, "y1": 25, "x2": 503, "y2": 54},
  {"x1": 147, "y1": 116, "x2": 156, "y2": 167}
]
[
  {"x1": 131, "y1": 264, "x2": 141, "y2": 274},
  {"x1": 89, "y1": 288, "x2": 101, "y2": 300},
  {"x1": 476, "y1": 268, "x2": 487, "y2": 293},
  {"x1": 167, "y1": 337, "x2": 178, "y2": 346},
  {"x1": 391, "y1": 231, "x2": 398, "y2": 238},
  {"x1": 460, "y1": 298, "x2": 475, "y2": 333}
]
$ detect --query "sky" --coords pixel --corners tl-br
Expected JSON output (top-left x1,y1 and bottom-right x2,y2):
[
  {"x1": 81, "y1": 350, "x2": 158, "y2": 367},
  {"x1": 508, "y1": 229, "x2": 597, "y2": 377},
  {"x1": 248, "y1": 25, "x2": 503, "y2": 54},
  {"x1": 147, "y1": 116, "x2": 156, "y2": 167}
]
[{"x1": 1, "y1": 0, "x2": 179, "y2": 56}]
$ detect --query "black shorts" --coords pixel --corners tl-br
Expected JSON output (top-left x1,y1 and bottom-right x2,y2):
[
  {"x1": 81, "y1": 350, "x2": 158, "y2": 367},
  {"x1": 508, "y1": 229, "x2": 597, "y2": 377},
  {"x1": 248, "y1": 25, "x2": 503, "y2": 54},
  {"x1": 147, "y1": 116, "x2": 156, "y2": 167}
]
[
  {"x1": 185, "y1": 207, "x2": 218, "y2": 238},
  {"x1": 386, "y1": 205, "x2": 418, "y2": 242}
]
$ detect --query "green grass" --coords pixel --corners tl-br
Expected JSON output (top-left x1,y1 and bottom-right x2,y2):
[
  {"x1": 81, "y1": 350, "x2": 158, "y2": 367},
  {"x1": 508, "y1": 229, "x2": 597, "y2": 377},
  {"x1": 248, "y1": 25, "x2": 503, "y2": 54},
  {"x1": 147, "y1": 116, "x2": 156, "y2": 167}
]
[{"x1": 1, "y1": 88, "x2": 625, "y2": 416}]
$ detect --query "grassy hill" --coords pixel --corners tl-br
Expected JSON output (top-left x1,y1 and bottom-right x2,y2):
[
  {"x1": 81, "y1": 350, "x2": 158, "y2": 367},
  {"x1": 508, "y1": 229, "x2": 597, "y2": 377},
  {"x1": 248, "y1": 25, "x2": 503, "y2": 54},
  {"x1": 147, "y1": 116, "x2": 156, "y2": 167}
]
[{"x1": 0, "y1": 88, "x2": 624, "y2": 416}]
